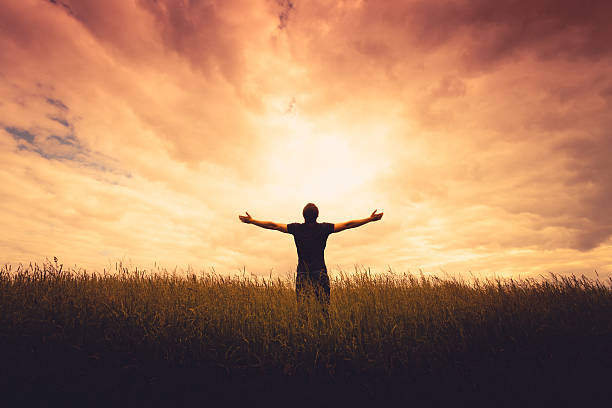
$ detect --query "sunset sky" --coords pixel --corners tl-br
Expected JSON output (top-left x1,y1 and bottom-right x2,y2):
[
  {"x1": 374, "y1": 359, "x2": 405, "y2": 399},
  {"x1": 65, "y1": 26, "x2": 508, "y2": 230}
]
[{"x1": 2, "y1": 0, "x2": 612, "y2": 279}]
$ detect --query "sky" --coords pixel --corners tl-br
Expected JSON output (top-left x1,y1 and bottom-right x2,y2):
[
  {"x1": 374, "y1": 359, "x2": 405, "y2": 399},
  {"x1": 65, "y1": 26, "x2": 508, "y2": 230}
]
[{"x1": 1, "y1": 0, "x2": 612, "y2": 279}]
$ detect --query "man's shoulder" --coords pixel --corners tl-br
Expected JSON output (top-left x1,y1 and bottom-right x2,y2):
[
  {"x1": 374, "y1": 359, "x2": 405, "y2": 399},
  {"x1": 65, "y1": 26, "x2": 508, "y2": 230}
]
[
  {"x1": 318, "y1": 222, "x2": 334, "y2": 233},
  {"x1": 289, "y1": 222, "x2": 334, "y2": 234},
  {"x1": 287, "y1": 222, "x2": 301, "y2": 234}
]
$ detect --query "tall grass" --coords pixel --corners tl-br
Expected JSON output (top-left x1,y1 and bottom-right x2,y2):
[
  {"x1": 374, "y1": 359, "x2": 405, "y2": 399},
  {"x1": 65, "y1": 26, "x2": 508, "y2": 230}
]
[{"x1": 1, "y1": 260, "x2": 610, "y2": 405}]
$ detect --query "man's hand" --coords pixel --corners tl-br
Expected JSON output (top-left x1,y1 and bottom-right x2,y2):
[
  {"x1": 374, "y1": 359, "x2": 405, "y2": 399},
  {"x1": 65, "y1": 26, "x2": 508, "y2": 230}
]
[
  {"x1": 238, "y1": 212, "x2": 288, "y2": 233},
  {"x1": 370, "y1": 209, "x2": 383, "y2": 222},
  {"x1": 239, "y1": 212, "x2": 253, "y2": 224},
  {"x1": 333, "y1": 209, "x2": 384, "y2": 233}
]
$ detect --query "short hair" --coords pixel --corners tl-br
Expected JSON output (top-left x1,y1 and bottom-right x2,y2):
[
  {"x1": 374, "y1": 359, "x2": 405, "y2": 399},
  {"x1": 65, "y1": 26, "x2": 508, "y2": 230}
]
[{"x1": 302, "y1": 203, "x2": 318, "y2": 223}]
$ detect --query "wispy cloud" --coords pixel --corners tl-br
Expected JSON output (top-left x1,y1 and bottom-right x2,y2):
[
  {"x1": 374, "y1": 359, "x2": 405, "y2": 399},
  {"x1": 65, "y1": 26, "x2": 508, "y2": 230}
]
[
  {"x1": 5, "y1": 126, "x2": 35, "y2": 144},
  {"x1": 1, "y1": 0, "x2": 611, "y2": 278},
  {"x1": 45, "y1": 97, "x2": 68, "y2": 111}
]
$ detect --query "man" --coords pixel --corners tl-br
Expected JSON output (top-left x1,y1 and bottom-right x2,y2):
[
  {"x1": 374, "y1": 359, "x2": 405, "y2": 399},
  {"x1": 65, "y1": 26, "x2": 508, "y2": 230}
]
[{"x1": 238, "y1": 203, "x2": 383, "y2": 308}]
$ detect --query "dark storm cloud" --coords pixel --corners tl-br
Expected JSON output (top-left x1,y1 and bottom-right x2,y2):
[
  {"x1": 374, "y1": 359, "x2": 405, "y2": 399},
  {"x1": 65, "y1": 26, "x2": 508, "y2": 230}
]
[
  {"x1": 58, "y1": 0, "x2": 261, "y2": 83},
  {"x1": 5, "y1": 126, "x2": 35, "y2": 144},
  {"x1": 3, "y1": 122, "x2": 123, "y2": 176},
  {"x1": 48, "y1": 116, "x2": 70, "y2": 128},
  {"x1": 45, "y1": 97, "x2": 68, "y2": 111},
  {"x1": 553, "y1": 133, "x2": 612, "y2": 250},
  {"x1": 47, "y1": 0, "x2": 74, "y2": 16},
  {"x1": 140, "y1": 0, "x2": 241, "y2": 80},
  {"x1": 47, "y1": 134, "x2": 75, "y2": 146},
  {"x1": 408, "y1": 0, "x2": 612, "y2": 70},
  {"x1": 430, "y1": 77, "x2": 467, "y2": 100},
  {"x1": 290, "y1": 0, "x2": 612, "y2": 82},
  {"x1": 384, "y1": 0, "x2": 612, "y2": 63},
  {"x1": 5, "y1": 125, "x2": 81, "y2": 160},
  {"x1": 277, "y1": 0, "x2": 294, "y2": 30}
]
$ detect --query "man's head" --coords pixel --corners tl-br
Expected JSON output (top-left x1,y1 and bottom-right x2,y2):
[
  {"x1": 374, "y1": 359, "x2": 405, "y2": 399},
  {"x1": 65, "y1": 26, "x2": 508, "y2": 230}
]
[{"x1": 303, "y1": 203, "x2": 318, "y2": 223}]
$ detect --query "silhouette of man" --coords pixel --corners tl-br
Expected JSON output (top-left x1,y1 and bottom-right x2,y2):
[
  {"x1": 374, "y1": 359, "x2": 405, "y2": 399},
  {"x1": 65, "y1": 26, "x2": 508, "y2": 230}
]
[{"x1": 239, "y1": 203, "x2": 383, "y2": 309}]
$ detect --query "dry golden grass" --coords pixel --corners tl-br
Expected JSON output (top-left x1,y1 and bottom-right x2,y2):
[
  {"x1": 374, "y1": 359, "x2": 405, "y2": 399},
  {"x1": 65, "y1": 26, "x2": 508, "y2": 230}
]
[{"x1": 1, "y1": 259, "x2": 610, "y2": 405}]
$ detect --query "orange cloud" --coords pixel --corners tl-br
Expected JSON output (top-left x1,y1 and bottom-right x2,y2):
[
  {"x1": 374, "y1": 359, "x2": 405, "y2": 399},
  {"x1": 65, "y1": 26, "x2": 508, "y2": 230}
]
[{"x1": 1, "y1": 0, "x2": 611, "y2": 279}]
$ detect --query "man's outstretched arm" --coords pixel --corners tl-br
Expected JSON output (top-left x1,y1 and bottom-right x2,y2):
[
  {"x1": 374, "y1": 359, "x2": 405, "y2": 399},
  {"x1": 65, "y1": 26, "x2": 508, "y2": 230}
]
[
  {"x1": 239, "y1": 212, "x2": 289, "y2": 233},
  {"x1": 333, "y1": 210, "x2": 383, "y2": 233}
]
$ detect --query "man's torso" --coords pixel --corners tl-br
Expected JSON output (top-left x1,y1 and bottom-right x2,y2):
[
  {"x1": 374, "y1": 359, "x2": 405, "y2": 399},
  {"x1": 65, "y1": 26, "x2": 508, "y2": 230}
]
[{"x1": 287, "y1": 222, "x2": 334, "y2": 272}]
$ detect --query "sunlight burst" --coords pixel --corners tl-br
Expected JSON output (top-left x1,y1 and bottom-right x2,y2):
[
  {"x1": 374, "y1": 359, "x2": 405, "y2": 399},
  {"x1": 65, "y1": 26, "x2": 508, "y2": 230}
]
[{"x1": 263, "y1": 118, "x2": 379, "y2": 203}]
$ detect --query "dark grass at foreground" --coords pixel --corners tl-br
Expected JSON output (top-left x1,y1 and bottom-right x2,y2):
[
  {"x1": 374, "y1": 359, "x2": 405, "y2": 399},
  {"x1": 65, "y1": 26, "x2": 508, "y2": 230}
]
[{"x1": 1, "y1": 261, "x2": 611, "y2": 407}]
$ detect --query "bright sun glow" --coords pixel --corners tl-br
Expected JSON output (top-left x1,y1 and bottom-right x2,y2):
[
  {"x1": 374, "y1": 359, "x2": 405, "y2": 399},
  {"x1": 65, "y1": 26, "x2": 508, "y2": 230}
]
[{"x1": 263, "y1": 116, "x2": 381, "y2": 204}]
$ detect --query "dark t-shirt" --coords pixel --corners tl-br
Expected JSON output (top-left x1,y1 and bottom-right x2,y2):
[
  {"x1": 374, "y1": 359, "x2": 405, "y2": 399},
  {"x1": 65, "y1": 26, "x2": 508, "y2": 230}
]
[{"x1": 287, "y1": 222, "x2": 335, "y2": 273}]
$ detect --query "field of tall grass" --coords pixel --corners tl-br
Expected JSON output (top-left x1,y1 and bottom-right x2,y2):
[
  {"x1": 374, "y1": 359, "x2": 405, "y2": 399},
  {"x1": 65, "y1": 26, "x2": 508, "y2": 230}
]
[{"x1": 1, "y1": 259, "x2": 610, "y2": 406}]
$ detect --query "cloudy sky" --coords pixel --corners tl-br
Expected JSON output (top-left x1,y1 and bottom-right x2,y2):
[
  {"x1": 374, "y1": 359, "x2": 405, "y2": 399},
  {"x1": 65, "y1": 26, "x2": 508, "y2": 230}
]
[{"x1": 1, "y1": 0, "x2": 612, "y2": 279}]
